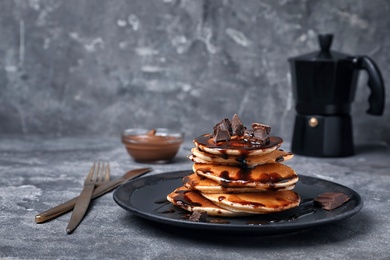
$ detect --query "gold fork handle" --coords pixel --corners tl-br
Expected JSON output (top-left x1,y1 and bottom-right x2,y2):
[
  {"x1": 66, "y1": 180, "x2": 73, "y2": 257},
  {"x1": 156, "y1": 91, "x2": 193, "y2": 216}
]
[
  {"x1": 36, "y1": 196, "x2": 79, "y2": 223},
  {"x1": 66, "y1": 184, "x2": 95, "y2": 234},
  {"x1": 36, "y1": 179, "x2": 122, "y2": 223},
  {"x1": 35, "y1": 168, "x2": 151, "y2": 223}
]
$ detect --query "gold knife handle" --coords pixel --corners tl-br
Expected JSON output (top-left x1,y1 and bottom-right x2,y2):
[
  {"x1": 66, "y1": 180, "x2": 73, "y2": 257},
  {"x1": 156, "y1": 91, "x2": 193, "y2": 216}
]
[
  {"x1": 35, "y1": 197, "x2": 79, "y2": 223},
  {"x1": 35, "y1": 168, "x2": 151, "y2": 224},
  {"x1": 66, "y1": 184, "x2": 95, "y2": 234},
  {"x1": 35, "y1": 178, "x2": 124, "y2": 223}
]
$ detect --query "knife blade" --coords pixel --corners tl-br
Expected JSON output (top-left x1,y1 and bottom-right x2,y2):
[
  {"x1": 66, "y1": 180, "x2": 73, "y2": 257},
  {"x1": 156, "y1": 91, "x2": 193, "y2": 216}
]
[
  {"x1": 35, "y1": 167, "x2": 152, "y2": 224},
  {"x1": 66, "y1": 174, "x2": 97, "y2": 234}
]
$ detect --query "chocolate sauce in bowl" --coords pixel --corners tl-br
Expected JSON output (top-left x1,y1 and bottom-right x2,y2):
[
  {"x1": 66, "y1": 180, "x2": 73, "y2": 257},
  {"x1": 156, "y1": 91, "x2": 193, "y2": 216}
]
[{"x1": 121, "y1": 128, "x2": 184, "y2": 162}]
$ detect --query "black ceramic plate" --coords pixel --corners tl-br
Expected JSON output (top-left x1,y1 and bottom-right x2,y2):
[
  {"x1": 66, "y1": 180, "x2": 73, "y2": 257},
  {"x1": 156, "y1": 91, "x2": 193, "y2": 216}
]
[{"x1": 113, "y1": 170, "x2": 363, "y2": 235}]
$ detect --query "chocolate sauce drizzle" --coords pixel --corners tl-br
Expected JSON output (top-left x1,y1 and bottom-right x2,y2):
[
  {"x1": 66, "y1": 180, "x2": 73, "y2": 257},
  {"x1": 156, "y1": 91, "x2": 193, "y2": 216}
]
[
  {"x1": 154, "y1": 197, "x2": 318, "y2": 225},
  {"x1": 195, "y1": 134, "x2": 283, "y2": 152}
]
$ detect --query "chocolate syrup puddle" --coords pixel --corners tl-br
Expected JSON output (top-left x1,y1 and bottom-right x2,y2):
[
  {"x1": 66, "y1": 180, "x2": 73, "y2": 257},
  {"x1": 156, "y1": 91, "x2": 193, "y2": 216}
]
[
  {"x1": 160, "y1": 209, "x2": 176, "y2": 214},
  {"x1": 209, "y1": 218, "x2": 231, "y2": 224},
  {"x1": 288, "y1": 208, "x2": 316, "y2": 221},
  {"x1": 158, "y1": 197, "x2": 318, "y2": 225},
  {"x1": 154, "y1": 198, "x2": 169, "y2": 204},
  {"x1": 153, "y1": 198, "x2": 174, "y2": 214},
  {"x1": 245, "y1": 198, "x2": 316, "y2": 225},
  {"x1": 300, "y1": 198, "x2": 315, "y2": 210},
  {"x1": 247, "y1": 220, "x2": 275, "y2": 225}
]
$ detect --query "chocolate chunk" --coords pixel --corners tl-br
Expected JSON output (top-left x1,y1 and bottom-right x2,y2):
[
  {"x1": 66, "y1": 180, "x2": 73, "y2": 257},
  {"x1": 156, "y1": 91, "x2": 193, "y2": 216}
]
[
  {"x1": 189, "y1": 210, "x2": 207, "y2": 222},
  {"x1": 213, "y1": 118, "x2": 232, "y2": 135},
  {"x1": 252, "y1": 132, "x2": 270, "y2": 144},
  {"x1": 213, "y1": 118, "x2": 232, "y2": 143},
  {"x1": 231, "y1": 114, "x2": 245, "y2": 136},
  {"x1": 243, "y1": 129, "x2": 253, "y2": 139},
  {"x1": 211, "y1": 115, "x2": 273, "y2": 145},
  {"x1": 314, "y1": 192, "x2": 350, "y2": 211},
  {"x1": 251, "y1": 123, "x2": 271, "y2": 144},
  {"x1": 252, "y1": 123, "x2": 271, "y2": 134},
  {"x1": 213, "y1": 129, "x2": 231, "y2": 143}
]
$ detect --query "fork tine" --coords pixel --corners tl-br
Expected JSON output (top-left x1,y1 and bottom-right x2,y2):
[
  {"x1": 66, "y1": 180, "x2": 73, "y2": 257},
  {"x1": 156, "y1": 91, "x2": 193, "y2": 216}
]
[
  {"x1": 97, "y1": 162, "x2": 103, "y2": 181},
  {"x1": 103, "y1": 163, "x2": 110, "y2": 181},
  {"x1": 94, "y1": 162, "x2": 109, "y2": 182},
  {"x1": 86, "y1": 162, "x2": 96, "y2": 182},
  {"x1": 85, "y1": 161, "x2": 110, "y2": 183}
]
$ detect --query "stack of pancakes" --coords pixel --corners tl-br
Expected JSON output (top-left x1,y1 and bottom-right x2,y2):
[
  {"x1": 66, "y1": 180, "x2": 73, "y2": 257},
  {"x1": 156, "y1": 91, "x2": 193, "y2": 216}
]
[{"x1": 167, "y1": 115, "x2": 300, "y2": 217}]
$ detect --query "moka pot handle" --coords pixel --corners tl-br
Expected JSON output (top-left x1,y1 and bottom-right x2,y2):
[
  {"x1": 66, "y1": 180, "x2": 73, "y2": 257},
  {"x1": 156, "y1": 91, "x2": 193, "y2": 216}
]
[{"x1": 354, "y1": 56, "x2": 385, "y2": 115}]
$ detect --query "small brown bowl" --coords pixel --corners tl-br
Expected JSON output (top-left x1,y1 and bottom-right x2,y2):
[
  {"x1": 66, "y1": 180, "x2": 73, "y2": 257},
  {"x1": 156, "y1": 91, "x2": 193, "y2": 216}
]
[{"x1": 121, "y1": 128, "x2": 184, "y2": 163}]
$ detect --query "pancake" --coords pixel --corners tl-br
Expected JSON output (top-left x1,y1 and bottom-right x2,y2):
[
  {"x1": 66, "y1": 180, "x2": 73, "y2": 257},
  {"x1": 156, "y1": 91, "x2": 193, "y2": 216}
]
[
  {"x1": 189, "y1": 148, "x2": 294, "y2": 167},
  {"x1": 201, "y1": 190, "x2": 301, "y2": 214},
  {"x1": 167, "y1": 115, "x2": 301, "y2": 216},
  {"x1": 194, "y1": 134, "x2": 283, "y2": 156},
  {"x1": 166, "y1": 186, "x2": 250, "y2": 217},
  {"x1": 193, "y1": 163, "x2": 298, "y2": 190},
  {"x1": 183, "y1": 173, "x2": 295, "y2": 193},
  {"x1": 188, "y1": 154, "x2": 215, "y2": 165}
]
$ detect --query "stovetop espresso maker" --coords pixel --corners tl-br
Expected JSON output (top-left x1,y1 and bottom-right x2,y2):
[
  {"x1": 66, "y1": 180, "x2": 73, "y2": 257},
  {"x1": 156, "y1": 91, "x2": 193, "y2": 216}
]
[{"x1": 289, "y1": 34, "x2": 385, "y2": 157}]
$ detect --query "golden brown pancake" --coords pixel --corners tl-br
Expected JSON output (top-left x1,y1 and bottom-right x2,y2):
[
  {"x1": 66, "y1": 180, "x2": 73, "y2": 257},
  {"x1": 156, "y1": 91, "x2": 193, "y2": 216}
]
[
  {"x1": 201, "y1": 190, "x2": 300, "y2": 214},
  {"x1": 166, "y1": 186, "x2": 250, "y2": 217},
  {"x1": 167, "y1": 116, "x2": 301, "y2": 216},
  {"x1": 189, "y1": 148, "x2": 294, "y2": 167},
  {"x1": 194, "y1": 134, "x2": 283, "y2": 156},
  {"x1": 193, "y1": 163, "x2": 298, "y2": 190},
  {"x1": 183, "y1": 173, "x2": 294, "y2": 193}
]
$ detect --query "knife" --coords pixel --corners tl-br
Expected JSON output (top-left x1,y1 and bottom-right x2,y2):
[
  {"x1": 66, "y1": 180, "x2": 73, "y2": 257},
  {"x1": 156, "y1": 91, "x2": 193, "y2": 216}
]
[
  {"x1": 35, "y1": 167, "x2": 152, "y2": 224},
  {"x1": 66, "y1": 162, "x2": 110, "y2": 234}
]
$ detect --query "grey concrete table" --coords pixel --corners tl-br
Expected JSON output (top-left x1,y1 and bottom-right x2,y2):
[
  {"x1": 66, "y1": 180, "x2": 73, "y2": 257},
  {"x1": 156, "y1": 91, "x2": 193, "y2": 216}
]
[{"x1": 0, "y1": 135, "x2": 389, "y2": 259}]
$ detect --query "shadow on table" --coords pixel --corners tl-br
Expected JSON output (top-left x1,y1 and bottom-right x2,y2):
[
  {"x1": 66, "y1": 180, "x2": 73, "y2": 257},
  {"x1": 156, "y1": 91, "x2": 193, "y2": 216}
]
[{"x1": 354, "y1": 142, "x2": 389, "y2": 155}]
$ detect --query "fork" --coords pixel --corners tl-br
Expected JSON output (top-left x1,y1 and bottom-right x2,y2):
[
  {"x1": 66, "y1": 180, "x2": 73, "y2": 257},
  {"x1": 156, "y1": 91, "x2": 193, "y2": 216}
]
[{"x1": 66, "y1": 162, "x2": 110, "y2": 234}]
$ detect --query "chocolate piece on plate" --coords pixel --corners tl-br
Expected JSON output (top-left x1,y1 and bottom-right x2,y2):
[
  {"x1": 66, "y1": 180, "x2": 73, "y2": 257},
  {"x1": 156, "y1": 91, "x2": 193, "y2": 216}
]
[
  {"x1": 314, "y1": 192, "x2": 350, "y2": 211},
  {"x1": 231, "y1": 114, "x2": 245, "y2": 136},
  {"x1": 189, "y1": 210, "x2": 207, "y2": 222}
]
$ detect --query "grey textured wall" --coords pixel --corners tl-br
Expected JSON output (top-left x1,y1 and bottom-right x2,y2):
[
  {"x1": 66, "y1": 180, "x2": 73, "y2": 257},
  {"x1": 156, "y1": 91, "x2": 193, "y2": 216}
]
[{"x1": 1, "y1": 0, "x2": 389, "y2": 144}]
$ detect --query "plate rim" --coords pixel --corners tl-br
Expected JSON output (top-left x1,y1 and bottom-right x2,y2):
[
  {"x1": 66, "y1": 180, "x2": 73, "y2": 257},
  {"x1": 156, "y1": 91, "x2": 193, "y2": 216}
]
[{"x1": 113, "y1": 170, "x2": 363, "y2": 233}]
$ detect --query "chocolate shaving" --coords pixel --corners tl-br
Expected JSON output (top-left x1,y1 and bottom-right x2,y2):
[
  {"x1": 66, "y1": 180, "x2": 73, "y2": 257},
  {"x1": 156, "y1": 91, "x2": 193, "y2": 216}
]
[{"x1": 314, "y1": 192, "x2": 350, "y2": 211}]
